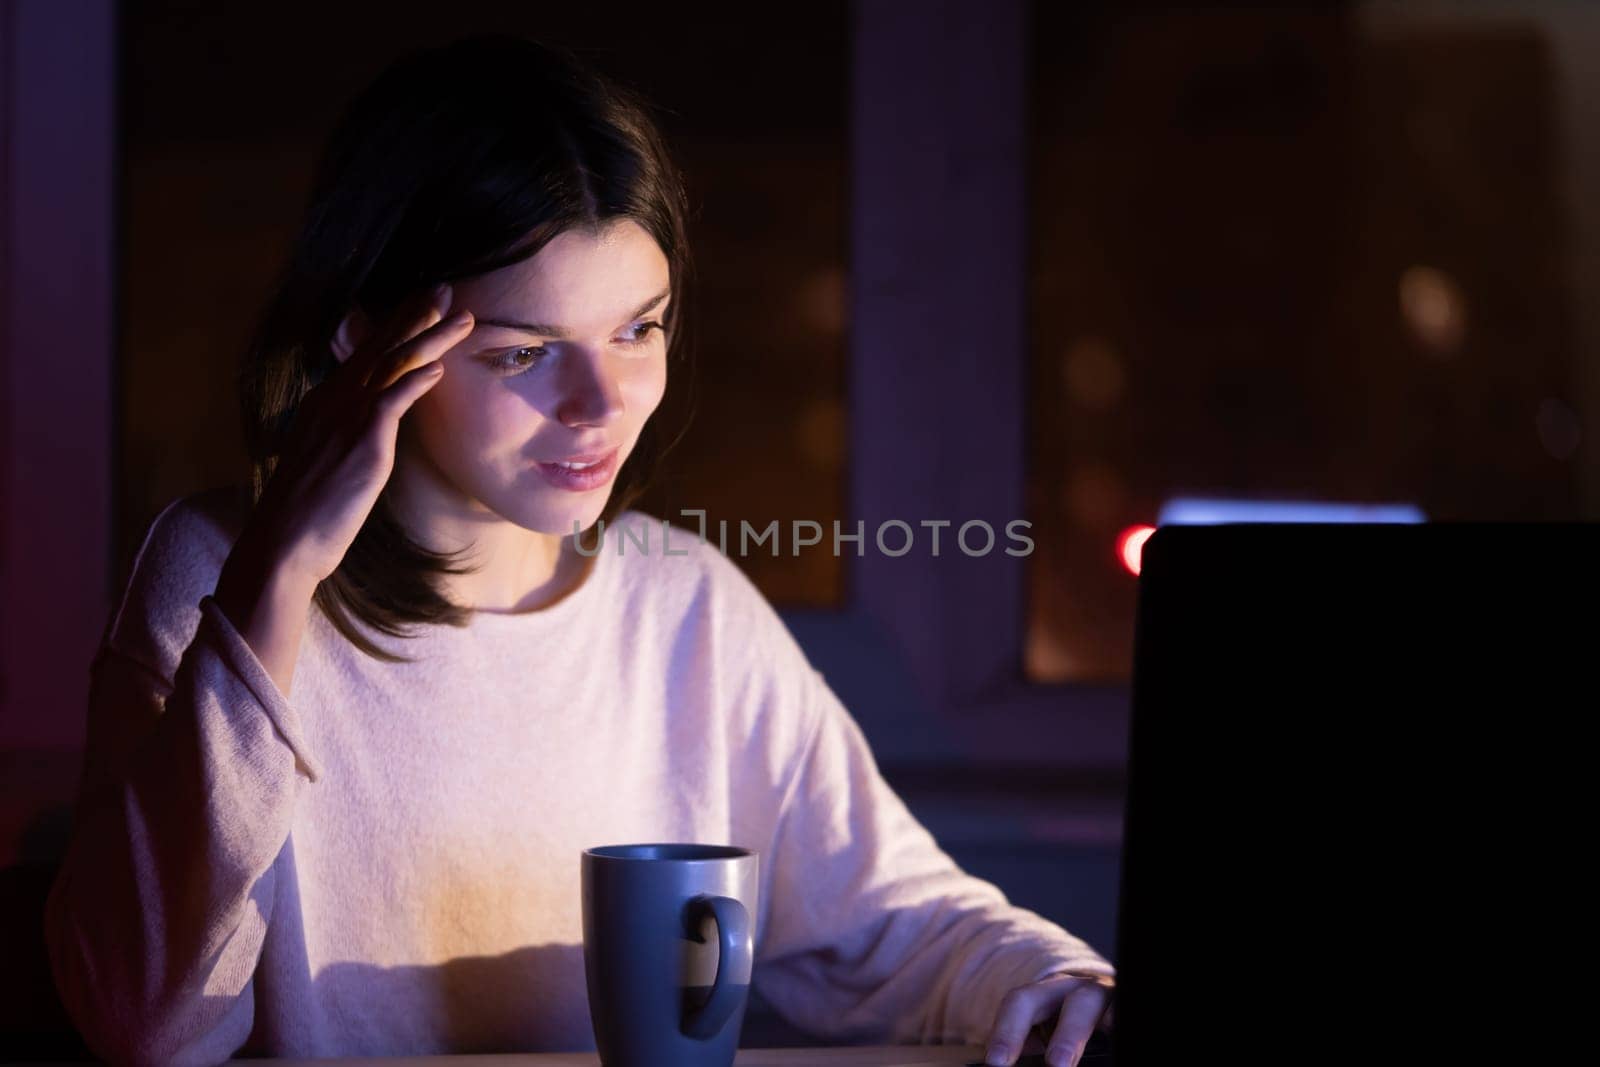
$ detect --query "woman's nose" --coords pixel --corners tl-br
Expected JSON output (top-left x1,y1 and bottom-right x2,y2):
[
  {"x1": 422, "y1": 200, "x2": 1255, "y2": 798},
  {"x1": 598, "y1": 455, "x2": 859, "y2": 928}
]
[{"x1": 554, "y1": 348, "x2": 626, "y2": 428}]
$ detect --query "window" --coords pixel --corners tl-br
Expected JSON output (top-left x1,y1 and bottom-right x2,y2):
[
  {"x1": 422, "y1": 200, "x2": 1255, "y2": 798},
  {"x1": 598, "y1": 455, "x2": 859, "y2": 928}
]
[{"x1": 1026, "y1": 3, "x2": 1588, "y2": 683}]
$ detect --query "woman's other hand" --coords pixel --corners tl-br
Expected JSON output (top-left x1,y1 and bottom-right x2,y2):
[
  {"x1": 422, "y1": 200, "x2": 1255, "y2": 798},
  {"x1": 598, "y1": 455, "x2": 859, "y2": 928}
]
[{"x1": 983, "y1": 971, "x2": 1114, "y2": 1067}]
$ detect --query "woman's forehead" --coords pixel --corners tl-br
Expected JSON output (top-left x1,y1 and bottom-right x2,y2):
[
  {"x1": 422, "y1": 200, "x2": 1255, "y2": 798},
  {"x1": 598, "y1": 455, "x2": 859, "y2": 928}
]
[{"x1": 463, "y1": 220, "x2": 671, "y2": 328}]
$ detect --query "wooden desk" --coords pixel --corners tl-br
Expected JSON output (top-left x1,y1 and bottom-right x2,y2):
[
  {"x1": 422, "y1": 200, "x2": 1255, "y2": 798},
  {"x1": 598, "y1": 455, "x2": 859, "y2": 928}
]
[{"x1": 230, "y1": 1048, "x2": 988, "y2": 1066}]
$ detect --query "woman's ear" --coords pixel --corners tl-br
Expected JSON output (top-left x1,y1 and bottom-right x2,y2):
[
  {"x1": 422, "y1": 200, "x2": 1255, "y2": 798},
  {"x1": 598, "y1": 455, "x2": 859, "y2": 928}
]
[{"x1": 331, "y1": 307, "x2": 372, "y2": 364}]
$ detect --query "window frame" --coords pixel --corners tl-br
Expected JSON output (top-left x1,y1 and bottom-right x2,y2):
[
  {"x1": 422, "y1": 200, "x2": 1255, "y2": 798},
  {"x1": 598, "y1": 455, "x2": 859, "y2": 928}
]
[{"x1": 776, "y1": 0, "x2": 1130, "y2": 776}]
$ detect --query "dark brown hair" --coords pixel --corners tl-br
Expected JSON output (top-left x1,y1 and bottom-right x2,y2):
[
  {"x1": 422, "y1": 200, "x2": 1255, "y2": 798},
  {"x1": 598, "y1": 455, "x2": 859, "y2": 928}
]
[{"x1": 238, "y1": 34, "x2": 695, "y2": 661}]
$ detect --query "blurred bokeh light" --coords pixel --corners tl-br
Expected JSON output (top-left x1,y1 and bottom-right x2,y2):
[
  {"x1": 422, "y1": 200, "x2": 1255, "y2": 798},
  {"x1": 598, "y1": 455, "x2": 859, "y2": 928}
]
[{"x1": 1025, "y1": 1, "x2": 1590, "y2": 682}]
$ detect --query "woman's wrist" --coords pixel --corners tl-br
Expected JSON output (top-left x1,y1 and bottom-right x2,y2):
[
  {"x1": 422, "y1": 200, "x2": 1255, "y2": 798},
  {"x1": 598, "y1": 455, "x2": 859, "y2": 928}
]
[
  {"x1": 214, "y1": 530, "x2": 319, "y2": 694},
  {"x1": 217, "y1": 528, "x2": 317, "y2": 614}
]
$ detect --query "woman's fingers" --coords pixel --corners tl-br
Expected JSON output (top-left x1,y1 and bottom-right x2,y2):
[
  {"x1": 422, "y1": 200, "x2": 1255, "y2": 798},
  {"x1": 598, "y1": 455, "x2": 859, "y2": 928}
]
[
  {"x1": 344, "y1": 285, "x2": 451, "y2": 389},
  {"x1": 375, "y1": 357, "x2": 448, "y2": 422},
  {"x1": 985, "y1": 982, "x2": 1062, "y2": 1066},
  {"x1": 986, "y1": 974, "x2": 1113, "y2": 1067},
  {"x1": 244, "y1": 284, "x2": 462, "y2": 589},
  {"x1": 1044, "y1": 980, "x2": 1110, "y2": 1067},
  {"x1": 370, "y1": 308, "x2": 474, "y2": 391}
]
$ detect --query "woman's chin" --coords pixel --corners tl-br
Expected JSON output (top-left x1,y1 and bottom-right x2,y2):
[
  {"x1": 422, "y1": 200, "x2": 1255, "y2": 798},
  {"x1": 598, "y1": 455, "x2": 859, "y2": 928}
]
[{"x1": 507, "y1": 494, "x2": 612, "y2": 538}]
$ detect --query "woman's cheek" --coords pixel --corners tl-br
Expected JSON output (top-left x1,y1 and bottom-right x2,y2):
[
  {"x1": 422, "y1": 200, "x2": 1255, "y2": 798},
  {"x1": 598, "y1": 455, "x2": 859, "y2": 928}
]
[
  {"x1": 402, "y1": 369, "x2": 449, "y2": 435},
  {"x1": 627, "y1": 355, "x2": 669, "y2": 419},
  {"x1": 411, "y1": 367, "x2": 492, "y2": 457}
]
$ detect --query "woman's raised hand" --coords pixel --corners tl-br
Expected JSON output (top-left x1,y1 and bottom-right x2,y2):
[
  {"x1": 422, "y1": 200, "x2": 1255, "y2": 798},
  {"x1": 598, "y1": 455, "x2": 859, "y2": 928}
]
[
  {"x1": 249, "y1": 284, "x2": 475, "y2": 588},
  {"x1": 212, "y1": 284, "x2": 473, "y2": 694}
]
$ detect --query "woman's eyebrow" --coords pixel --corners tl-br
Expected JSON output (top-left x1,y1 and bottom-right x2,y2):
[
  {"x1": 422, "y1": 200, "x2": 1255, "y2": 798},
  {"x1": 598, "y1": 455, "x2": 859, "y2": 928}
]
[{"x1": 471, "y1": 287, "x2": 671, "y2": 338}]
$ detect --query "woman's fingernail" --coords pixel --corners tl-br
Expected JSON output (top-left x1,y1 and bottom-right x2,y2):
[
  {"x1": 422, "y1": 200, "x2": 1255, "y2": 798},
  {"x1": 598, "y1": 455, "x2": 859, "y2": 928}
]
[
  {"x1": 447, "y1": 308, "x2": 473, "y2": 326},
  {"x1": 985, "y1": 1045, "x2": 1012, "y2": 1066}
]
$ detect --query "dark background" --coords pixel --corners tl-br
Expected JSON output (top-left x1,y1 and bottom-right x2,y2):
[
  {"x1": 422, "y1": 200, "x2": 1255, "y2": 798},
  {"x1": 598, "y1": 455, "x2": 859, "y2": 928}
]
[{"x1": 3, "y1": 0, "x2": 1596, "y2": 1055}]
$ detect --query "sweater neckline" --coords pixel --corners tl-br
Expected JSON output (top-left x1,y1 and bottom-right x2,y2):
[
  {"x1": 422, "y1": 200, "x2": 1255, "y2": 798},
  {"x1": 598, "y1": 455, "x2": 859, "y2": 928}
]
[{"x1": 461, "y1": 528, "x2": 614, "y2": 634}]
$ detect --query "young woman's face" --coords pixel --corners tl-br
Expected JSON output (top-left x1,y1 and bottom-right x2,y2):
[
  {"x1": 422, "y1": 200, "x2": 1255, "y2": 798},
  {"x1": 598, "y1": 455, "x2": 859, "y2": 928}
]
[{"x1": 403, "y1": 218, "x2": 671, "y2": 537}]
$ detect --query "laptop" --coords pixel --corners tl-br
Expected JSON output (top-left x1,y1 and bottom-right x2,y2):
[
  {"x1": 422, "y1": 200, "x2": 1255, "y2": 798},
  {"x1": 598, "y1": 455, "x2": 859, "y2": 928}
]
[{"x1": 1094, "y1": 521, "x2": 1596, "y2": 1065}]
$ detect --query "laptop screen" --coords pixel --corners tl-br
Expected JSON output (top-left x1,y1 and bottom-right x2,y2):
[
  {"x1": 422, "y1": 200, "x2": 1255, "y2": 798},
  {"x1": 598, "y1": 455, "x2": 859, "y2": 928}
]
[{"x1": 1112, "y1": 523, "x2": 1594, "y2": 1064}]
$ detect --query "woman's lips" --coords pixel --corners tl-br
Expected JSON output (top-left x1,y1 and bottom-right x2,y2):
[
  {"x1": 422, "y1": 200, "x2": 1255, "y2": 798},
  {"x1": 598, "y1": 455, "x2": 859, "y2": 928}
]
[{"x1": 534, "y1": 447, "x2": 621, "y2": 492}]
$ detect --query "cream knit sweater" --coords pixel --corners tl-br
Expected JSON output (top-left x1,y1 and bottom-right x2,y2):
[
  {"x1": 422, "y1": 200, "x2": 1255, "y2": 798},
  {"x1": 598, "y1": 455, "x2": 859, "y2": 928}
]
[{"x1": 44, "y1": 488, "x2": 1112, "y2": 1064}]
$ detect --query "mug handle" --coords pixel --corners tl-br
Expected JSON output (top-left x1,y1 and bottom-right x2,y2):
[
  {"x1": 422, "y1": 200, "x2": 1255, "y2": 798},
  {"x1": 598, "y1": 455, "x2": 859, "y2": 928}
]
[{"x1": 680, "y1": 894, "x2": 752, "y2": 1040}]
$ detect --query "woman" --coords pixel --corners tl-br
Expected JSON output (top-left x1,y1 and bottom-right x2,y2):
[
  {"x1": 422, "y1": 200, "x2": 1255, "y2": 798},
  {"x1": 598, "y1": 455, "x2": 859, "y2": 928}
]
[{"x1": 44, "y1": 33, "x2": 1112, "y2": 1067}]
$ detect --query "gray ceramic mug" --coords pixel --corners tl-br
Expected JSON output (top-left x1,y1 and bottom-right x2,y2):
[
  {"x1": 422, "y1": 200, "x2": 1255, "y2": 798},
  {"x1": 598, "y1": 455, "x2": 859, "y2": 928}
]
[{"x1": 581, "y1": 843, "x2": 759, "y2": 1067}]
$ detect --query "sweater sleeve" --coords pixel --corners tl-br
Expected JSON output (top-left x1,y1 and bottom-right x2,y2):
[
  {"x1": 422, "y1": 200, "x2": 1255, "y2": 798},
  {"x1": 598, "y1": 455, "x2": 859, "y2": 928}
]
[
  {"x1": 43, "y1": 494, "x2": 323, "y2": 1067},
  {"x1": 750, "y1": 666, "x2": 1114, "y2": 1048}
]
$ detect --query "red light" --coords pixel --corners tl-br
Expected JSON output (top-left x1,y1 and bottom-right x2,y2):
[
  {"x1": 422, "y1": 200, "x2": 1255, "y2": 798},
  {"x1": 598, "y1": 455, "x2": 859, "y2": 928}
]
[{"x1": 1117, "y1": 525, "x2": 1157, "y2": 576}]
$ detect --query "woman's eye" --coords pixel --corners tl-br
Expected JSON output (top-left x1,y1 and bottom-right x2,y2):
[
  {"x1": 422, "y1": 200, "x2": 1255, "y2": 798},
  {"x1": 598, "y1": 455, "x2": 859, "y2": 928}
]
[
  {"x1": 489, "y1": 322, "x2": 661, "y2": 375},
  {"x1": 490, "y1": 346, "x2": 546, "y2": 374},
  {"x1": 623, "y1": 320, "x2": 664, "y2": 346}
]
